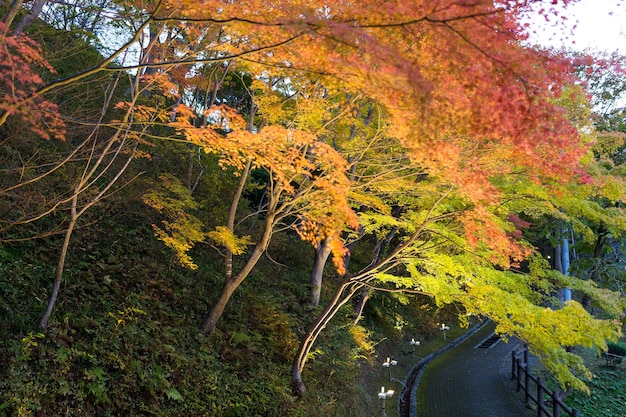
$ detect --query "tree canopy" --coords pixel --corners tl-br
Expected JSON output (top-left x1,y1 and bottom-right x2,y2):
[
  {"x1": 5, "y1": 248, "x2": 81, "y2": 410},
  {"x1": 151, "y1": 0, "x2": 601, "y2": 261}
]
[{"x1": 1, "y1": 0, "x2": 626, "y2": 414}]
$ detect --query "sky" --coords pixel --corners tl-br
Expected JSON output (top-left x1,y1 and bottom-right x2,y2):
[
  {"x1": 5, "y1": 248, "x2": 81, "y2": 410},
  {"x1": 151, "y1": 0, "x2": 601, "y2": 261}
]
[{"x1": 524, "y1": 0, "x2": 626, "y2": 52}]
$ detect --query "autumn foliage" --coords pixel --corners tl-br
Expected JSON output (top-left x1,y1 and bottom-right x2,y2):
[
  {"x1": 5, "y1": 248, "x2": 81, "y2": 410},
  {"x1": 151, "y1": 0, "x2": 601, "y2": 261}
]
[
  {"x1": 1, "y1": 0, "x2": 625, "y2": 412},
  {"x1": 142, "y1": 0, "x2": 588, "y2": 197},
  {"x1": 0, "y1": 22, "x2": 64, "y2": 140}
]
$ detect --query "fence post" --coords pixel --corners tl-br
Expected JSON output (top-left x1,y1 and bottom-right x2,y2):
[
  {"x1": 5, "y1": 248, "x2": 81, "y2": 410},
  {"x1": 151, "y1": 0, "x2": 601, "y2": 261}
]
[
  {"x1": 537, "y1": 377, "x2": 544, "y2": 417},
  {"x1": 524, "y1": 363, "x2": 530, "y2": 404},
  {"x1": 552, "y1": 390, "x2": 561, "y2": 417},
  {"x1": 524, "y1": 344, "x2": 529, "y2": 369},
  {"x1": 509, "y1": 346, "x2": 578, "y2": 417},
  {"x1": 512, "y1": 350, "x2": 517, "y2": 380}
]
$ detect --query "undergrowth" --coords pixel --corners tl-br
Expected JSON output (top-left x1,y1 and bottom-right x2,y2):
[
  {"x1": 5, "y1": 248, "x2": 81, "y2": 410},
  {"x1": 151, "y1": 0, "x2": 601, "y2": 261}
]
[
  {"x1": 0, "y1": 203, "x2": 462, "y2": 416},
  {"x1": 563, "y1": 349, "x2": 626, "y2": 417}
]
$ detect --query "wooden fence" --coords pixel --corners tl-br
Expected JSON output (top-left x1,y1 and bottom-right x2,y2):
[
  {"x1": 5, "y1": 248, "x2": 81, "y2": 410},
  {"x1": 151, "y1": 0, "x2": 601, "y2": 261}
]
[{"x1": 511, "y1": 345, "x2": 580, "y2": 417}]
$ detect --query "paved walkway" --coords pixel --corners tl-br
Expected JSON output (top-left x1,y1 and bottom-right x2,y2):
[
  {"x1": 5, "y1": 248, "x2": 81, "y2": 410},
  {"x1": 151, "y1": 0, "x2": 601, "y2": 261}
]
[{"x1": 415, "y1": 322, "x2": 531, "y2": 417}]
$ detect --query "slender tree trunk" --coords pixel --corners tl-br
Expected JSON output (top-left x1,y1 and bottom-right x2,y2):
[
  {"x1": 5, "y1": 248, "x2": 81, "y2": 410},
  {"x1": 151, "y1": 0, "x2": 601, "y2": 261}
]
[
  {"x1": 200, "y1": 276, "x2": 240, "y2": 335},
  {"x1": 342, "y1": 232, "x2": 361, "y2": 274},
  {"x1": 310, "y1": 238, "x2": 332, "y2": 306},
  {"x1": 201, "y1": 199, "x2": 277, "y2": 335},
  {"x1": 554, "y1": 243, "x2": 565, "y2": 304},
  {"x1": 224, "y1": 160, "x2": 251, "y2": 281},
  {"x1": 247, "y1": 95, "x2": 257, "y2": 133},
  {"x1": 353, "y1": 288, "x2": 371, "y2": 324},
  {"x1": 2, "y1": 0, "x2": 23, "y2": 29},
  {"x1": 561, "y1": 235, "x2": 572, "y2": 302},
  {"x1": 200, "y1": 85, "x2": 262, "y2": 335},
  {"x1": 14, "y1": 0, "x2": 46, "y2": 35},
  {"x1": 292, "y1": 194, "x2": 450, "y2": 395},
  {"x1": 40, "y1": 195, "x2": 78, "y2": 329},
  {"x1": 39, "y1": 140, "x2": 137, "y2": 329},
  {"x1": 201, "y1": 239, "x2": 272, "y2": 335},
  {"x1": 292, "y1": 280, "x2": 363, "y2": 396},
  {"x1": 351, "y1": 226, "x2": 395, "y2": 322}
]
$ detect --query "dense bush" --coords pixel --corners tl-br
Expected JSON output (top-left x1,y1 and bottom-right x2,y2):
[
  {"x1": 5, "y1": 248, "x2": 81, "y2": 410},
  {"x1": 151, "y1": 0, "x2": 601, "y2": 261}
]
[{"x1": 607, "y1": 341, "x2": 626, "y2": 357}]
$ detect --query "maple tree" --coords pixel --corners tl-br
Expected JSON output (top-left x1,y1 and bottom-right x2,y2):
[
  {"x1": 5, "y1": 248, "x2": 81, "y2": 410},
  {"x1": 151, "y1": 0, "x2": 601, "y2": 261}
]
[
  {"x1": 0, "y1": 0, "x2": 589, "y2": 202},
  {"x1": 289, "y1": 123, "x2": 623, "y2": 395},
  {"x1": 538, "y1": 69, "x2": 626, "y2": 299},
  {"x1": 0, "y1": 21, "x2": 64, "y2": 140},
  {"x1": 0, "y1": 6, "x2": 179, "y2": 328},
  {"x1": 2, "y1": 0, "x2": 625, "y2": 405},
  {"x1": 38, "y1": 69, "x2": 151, "y2": 329},
  {"x1": 167, "y1": 98, "x2": 359, "y2": 335}
]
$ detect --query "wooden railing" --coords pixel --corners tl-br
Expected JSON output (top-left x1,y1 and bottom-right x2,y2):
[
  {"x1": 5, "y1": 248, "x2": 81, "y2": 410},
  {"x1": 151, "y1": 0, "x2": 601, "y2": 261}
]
[{"x1": 511, "y1": 345, "x2": 580, "y2": 417}]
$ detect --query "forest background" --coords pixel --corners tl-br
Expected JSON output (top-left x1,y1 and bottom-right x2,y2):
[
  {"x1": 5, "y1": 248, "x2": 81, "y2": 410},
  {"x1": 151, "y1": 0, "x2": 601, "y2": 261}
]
[{"x1": 2, "y1": 0, "x2": 626, "y2": 416}]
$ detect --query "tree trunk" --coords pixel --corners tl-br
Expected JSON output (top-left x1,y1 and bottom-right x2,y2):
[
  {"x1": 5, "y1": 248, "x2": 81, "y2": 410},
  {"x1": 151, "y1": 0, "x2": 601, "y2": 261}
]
[
  {"x1": 201, "y1": 197, "x2": 277, "y2": 335},
  {"x1": 224, "y1": 161, "x2": 251, "y2": 282},
  {"x1": 200, "y1": 92, "x2": 262, "y2": 335},
  {"x1": 39, "y1": 140, "x2": 137, "y2": 329},
  {"x1": 14, "y1": 0, "x2": 46, "y2": 35},
  {"x1": 353, "y1": 288, "x2": 371, "y2": 324},
  {"x1": 561, "y1": 236, "x2": 572, "y2": 302},
  {"x1": 342, "y1": 234, "x2": 360, "y2": 277},
  {"x1": 350, "y1": 226, "x2": 395, "y2": 321},
  {"x1": 292, "y1": 280, "x2": 363, "y2": 396},
  {"x1": 40, "y1": 197, "x2": 78, "y2": 329},
  {"x1": 310, "y1": 238, "x2": 332, "y2": 306},
  {"x1": 2, "y1": 0, "x2": 24, "y2": 30},
  {"x1": 292, "y1": 196, "x2": 448, "y2": 395},
  {"x1": 200, "y1": 277, "x2": 239, "y2": 335},
  {"x1": 201, "y1": 238, "x2": 271, "y2": 335}
]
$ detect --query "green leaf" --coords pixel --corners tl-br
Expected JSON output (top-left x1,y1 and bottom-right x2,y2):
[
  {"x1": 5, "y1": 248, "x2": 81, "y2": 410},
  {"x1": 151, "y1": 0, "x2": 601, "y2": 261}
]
[{"x1": 165, "y1": 387, "x2": 184, "y2": 402}]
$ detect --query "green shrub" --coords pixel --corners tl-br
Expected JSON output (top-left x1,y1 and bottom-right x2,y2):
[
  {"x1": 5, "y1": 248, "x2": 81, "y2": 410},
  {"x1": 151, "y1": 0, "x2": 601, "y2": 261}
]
[{"x1": 607, "y1": 341, "x2": 626, "y2": 357}]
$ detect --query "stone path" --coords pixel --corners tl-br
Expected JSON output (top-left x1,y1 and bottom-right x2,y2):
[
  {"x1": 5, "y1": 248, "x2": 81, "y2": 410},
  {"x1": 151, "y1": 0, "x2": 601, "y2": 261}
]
[{"x1": 415, "y1": 322, "x2": 530, "y2": 417}]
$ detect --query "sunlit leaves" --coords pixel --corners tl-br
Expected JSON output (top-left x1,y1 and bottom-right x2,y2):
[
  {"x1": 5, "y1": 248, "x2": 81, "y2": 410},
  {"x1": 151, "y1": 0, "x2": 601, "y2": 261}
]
[
  {"x1": 112, "y1": 0, "x2": 594, "y2": 200},
  {"x1": 143, "y1": 175, "x2": 205, "y2": 269},
  {"x1": 460, "y1": 205, "x2": 533, "y2": 268},
  {"x1": 172, "y1": 100, "x2": 359, "y2": 272},
  {"x1": 207, "y1": 226, "x2": 252, "y2": 255},
  {"x1": 466, "y1": 282, "x2": 620, "y2": 393}
]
